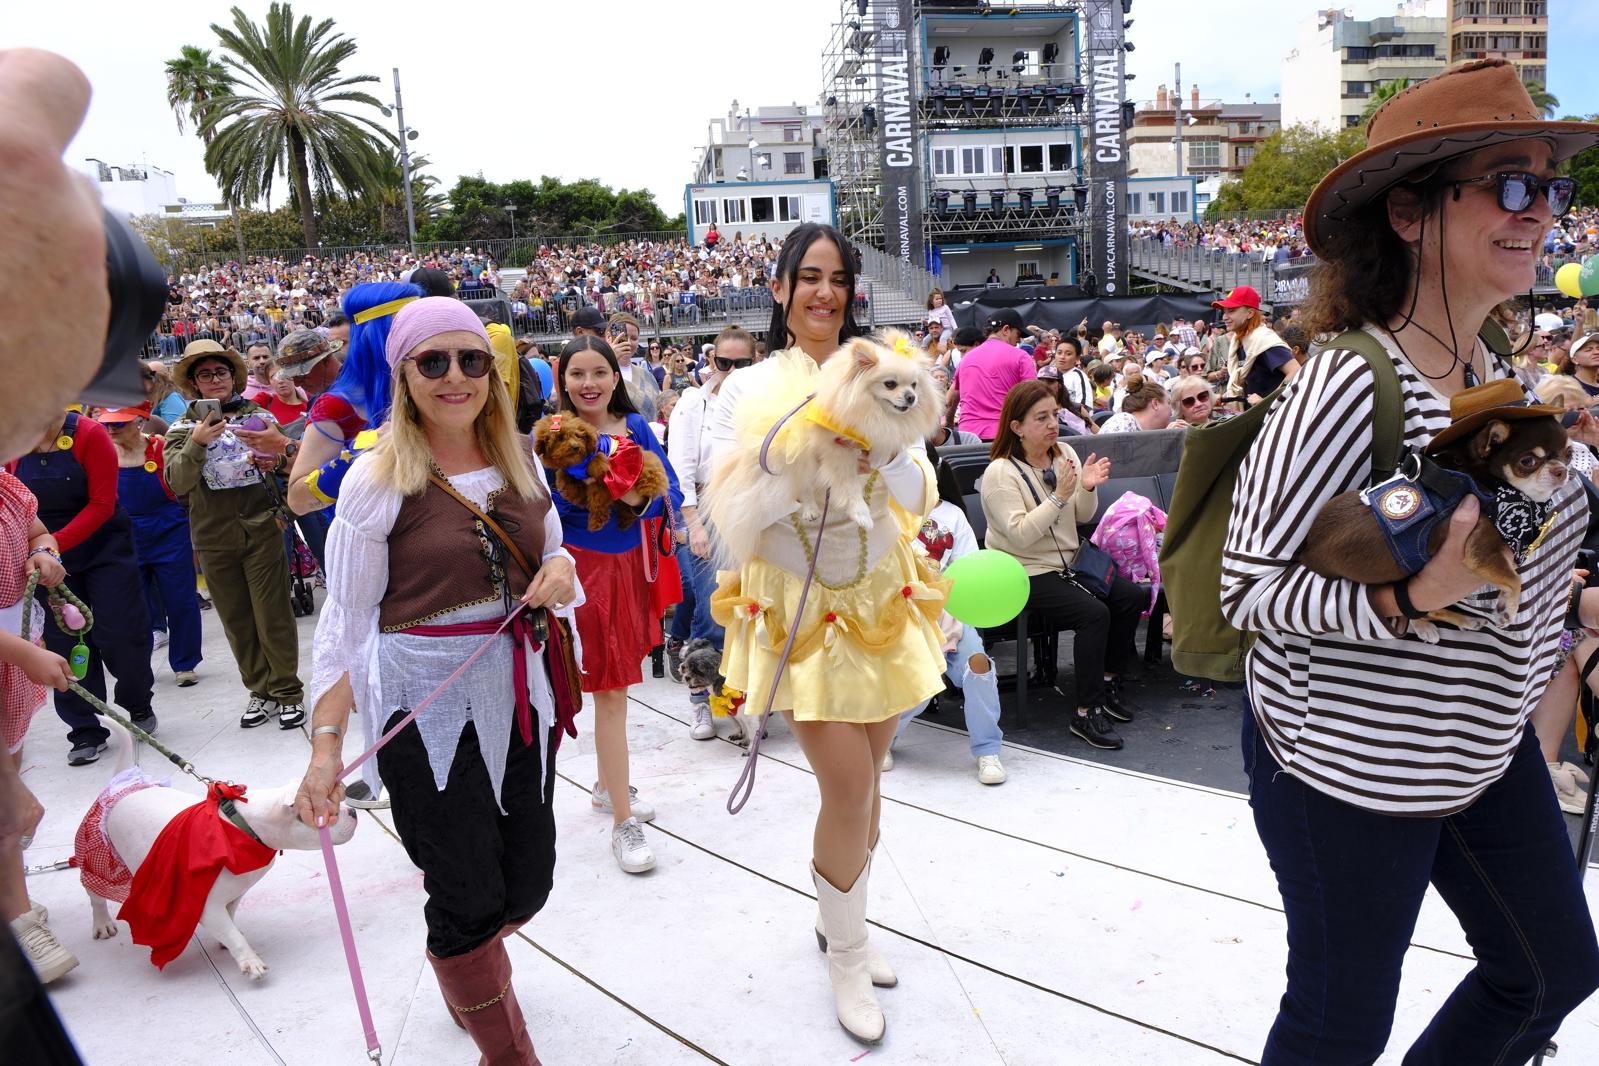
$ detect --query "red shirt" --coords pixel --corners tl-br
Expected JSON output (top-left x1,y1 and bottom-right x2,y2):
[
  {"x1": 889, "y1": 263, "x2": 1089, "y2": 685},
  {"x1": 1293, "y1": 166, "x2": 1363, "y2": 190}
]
[
  {"x1": 266, "y1": 393, "x2": 308, "y2": 427},
  {"x1": 55, "y1": 416, "x2": 118, "y2": 553},
  {"x1": 306, "y1": 393, "x2": 366, "y2": 441}
]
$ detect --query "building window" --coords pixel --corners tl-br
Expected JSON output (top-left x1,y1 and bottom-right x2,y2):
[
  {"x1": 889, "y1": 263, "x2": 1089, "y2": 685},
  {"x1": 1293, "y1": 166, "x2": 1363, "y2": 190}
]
[
  {"x1": 783, "y1": 127, "x2": 802, "y2": 142},
  {"x1": 1171, "y1": 190, "x2": 1189, "y2": 215},
  {"x1": 693, "y1": 200, "x2": 717, "y2": 226},
  {"x1": 1047, "y1": 142, "x2": 1072, "y2": 172},
  {"x1": 784, "y1": 152, "x2": 804, "y2": 175},
  {"x1": 932, "y1": 147, "x2": 956, "y2": 176},
  {"x1": 1128, "y1": 192, "x2": 1142, "y2": 214},
  {"x1": 961, "y1": 146, "x2": 987, "y2": 175},
  {"x1": 1235, "y1": 145, "x2": 1255, "y2": 168},
  {"x1": 1016, "y1": 260, "x2": 1041, "y2": 279},
  {"x1": 1001, "y1": 145, "x2": 1017, "y2": 174},
  {"x1": 990, "y1": 146, "x2": 1006, "y2": 174},
  {"x1": 722, "y1": 198, "x2": 747, "y2": 224},
  {"x1": 751, "y1": 197, "x2": 775, "y2": 223},
  {"x1": 1150, "y1": 191, "x2": 1166, "y2": 214},
  {"x1": 1019, "y1": 145, "x2": 1045, "y2": 173},
  {"x1": 1187, "y1": 141, "x2": 1221, "y2": 168},
  {"x1": 778, "y1": 195, "x2": 803, "y2": 222}
]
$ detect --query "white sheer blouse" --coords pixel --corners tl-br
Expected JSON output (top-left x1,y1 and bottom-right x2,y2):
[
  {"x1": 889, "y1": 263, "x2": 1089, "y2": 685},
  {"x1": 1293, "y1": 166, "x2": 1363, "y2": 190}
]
[{"x1": 308, "y1": 454, "x2": 581, "y2": 809}]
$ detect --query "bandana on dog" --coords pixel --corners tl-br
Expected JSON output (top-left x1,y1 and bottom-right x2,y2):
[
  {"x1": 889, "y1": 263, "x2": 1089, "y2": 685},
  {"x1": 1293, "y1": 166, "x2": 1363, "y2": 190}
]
[
  {"x1": 1492, "y1": 484, "x2": 1558, "y2": 564},
  {"x1": 119, "y1": 782, "x2": 278, "y2": 969}
]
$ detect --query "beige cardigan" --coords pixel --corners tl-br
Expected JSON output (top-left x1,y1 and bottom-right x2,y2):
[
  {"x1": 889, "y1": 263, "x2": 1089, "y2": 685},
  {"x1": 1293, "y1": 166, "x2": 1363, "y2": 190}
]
[{"x1": 979, "y1": 451, "x2": 1098, "y2": 576}]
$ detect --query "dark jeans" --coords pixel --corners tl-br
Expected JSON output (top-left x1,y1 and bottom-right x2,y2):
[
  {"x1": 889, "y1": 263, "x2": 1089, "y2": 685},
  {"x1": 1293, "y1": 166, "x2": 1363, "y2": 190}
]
[
  {"x1": 1243, "y1": 707, "x2": 1599, "y2": 1065},
  {"x1": 668, "y1": 542, "x2": 725, "y2": 649},
  {"x1": 1024, "y1": 569, "x2": 1144, "y2": 707},
  {"x1": 39, "y1": 552, "x2": 154, "y2": 749},
  {"x1": 378, "y1": 713, "x2": 558, "y2": 958}
]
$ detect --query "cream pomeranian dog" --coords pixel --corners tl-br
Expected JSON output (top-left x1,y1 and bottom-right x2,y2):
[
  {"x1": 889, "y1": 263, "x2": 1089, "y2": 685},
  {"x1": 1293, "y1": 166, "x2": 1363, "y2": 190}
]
[{"x1": 707, "y1": 330, "x2": 942, "y2": 567}]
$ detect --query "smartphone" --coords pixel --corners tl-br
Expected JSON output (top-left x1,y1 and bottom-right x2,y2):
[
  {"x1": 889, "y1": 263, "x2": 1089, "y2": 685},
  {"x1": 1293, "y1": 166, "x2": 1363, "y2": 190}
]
[{"x1": 192, "y1": 398, "x2": 222, "y2": 422}]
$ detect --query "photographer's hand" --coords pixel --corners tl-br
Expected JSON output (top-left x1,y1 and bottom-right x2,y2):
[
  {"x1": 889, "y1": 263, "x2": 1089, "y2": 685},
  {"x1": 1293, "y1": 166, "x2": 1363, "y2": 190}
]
[{"x1": 0, "y1": 50, "x2": 107, "y2": 462}]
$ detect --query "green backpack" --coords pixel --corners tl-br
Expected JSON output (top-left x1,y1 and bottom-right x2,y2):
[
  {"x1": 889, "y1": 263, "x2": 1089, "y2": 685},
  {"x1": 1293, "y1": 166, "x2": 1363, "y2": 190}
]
[{"x1": 1159, "y1": 322, "x2": 1510, "y2": 682}]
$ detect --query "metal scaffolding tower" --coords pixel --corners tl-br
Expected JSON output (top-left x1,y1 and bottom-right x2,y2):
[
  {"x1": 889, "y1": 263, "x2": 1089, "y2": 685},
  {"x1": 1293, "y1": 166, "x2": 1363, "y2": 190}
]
[{"x1": 820, "y1": 0, "x2": 889, "y2": 251}]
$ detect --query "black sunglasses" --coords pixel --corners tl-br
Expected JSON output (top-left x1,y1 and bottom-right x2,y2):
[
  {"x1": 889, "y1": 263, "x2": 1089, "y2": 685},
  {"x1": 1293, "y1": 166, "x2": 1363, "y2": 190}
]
[
  {"x1": 713, "y1": 356, "x2": 753, "y2": 372},
  {"x1": 1040, "y1": 467, "x2": 1057, "y2": 491},
  {"x1": 406, "y1": 348, "x2": 492, "y2": 379},
  {"x1": 1452, "y1": 171, "x2": 1578, "y2": 218}
]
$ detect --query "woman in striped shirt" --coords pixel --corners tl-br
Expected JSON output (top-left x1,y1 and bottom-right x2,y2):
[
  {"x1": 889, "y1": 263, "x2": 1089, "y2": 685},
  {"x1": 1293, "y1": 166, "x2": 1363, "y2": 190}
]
[{"x1": 1222, "y1": 61, "x2": 1599, "y2": 1064}]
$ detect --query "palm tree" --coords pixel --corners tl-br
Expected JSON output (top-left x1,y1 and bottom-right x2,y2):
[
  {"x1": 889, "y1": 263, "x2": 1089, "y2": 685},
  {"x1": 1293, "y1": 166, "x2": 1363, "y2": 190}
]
[
  {"x1": 1361, "y1": 78, "x2": 1410, "y2": 123},
  {"x1": 1526, "y1": 80, "x2": 1560, "y2": 120},
  {"x1": 165, "y1": 45, "x2": 246, "y2": 255},
  {"x1": 201, "y1": 3, "x2": 394, "y2": 247},
  {"x1": 369, "y1": 147, "x2": 443, "y2": 239}
]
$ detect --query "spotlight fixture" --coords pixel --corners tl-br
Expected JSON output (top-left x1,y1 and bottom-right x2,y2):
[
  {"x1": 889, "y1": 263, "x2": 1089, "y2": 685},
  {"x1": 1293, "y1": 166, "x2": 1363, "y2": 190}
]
[
  {"x1": 861, "y1": 105, "x2": 877, "y2": 135},
  {"x1": 1124, "y1": 19, "x2": 1134, "y2": 30},
  {"x1": 934, "y1": 189, "x2": 952, "y2": 218},
  {"x1": 963, "y1": 190, "x2": 979, "y2": 217},
  {"x1": 857, "y1": 0, "x2": 868, "y2": 15},
  {"x1": 826, "y1": 95, "x2": 837, "y2": 106},
  {"x1": 1122, "y1": 41, "x2": 1136, "y2": 53},
  {"x1": 1121, "y1": 0, "x2": 1132, "y2": 14},
  {"x1": 977, "y1": 47, "x2": 994, "y2": 75},
  {"x1": 1045, "y1": 186, "x2": 1062, "y2": 212},
  {"x1": 933, "y1": 45, "x2": 950, "y2": 68},
  {"x1": 1041, "y1": 42, "x2": 1059, "y2": 75},
  {"x1": 1011, "y1": 49, "x2": 1027, "y2": 75},
  {"x1": 1017, "y1": 188, "x2": 1034, "y2": 212},
  {"x1": 990, "y1": 190, "x2": 1006, "y2": 213}
]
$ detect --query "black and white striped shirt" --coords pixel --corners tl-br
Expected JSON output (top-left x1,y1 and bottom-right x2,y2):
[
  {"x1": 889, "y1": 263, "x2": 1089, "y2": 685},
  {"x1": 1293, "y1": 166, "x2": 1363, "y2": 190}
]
[{"x1": 1221, "y1": 328, "x2": 1585, "y2": 816}]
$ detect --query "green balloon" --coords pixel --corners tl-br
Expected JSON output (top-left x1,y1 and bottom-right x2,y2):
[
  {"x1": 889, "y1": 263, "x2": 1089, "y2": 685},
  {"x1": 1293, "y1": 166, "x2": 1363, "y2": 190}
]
[
  {"x1": 943, "y1": 549, "x2": 1030, "y2": 628},
  {"x1": 1580, "y1": 257, "x2": 1599, "y2": 298}
]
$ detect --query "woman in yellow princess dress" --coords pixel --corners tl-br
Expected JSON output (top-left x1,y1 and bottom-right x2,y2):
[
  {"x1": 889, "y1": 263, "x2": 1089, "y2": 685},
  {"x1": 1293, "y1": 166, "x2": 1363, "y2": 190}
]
[{"x1": 706, "y1": 223, "x2": 948, "y2": 1046}]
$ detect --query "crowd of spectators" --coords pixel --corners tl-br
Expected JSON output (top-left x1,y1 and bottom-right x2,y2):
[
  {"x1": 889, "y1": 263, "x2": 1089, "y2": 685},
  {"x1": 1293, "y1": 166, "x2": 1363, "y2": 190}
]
[{"x1": 1129, "y1": 214, "x2": 1311, "y2": 264}]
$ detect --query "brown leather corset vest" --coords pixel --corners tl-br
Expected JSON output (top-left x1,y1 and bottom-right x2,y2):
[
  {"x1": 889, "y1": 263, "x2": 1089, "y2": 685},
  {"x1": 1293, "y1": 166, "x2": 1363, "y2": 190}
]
[{"x1": 378, "y1": 473, "x2": 550, "y2": 632}]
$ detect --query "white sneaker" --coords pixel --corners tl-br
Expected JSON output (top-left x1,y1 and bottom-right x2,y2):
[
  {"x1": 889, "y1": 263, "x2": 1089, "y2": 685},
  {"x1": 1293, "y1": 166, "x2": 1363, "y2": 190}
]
[
  {"x1": 880, "y1": 748, "x2": 894, "y2": 772},
  {"x1": 690, "y1": 703, "x2": 716, "y2": 740},
  {"x1": 151, "y1": 630, "x2": 169, "y2": 650},
  {"x1": 611, "y1": 817, "x2": 656, "y2": 874},
  {"x1": 1550, "y1": 762, "x2": 1587, "y2": 816},
  {"x1": 11, "y1": 909, "x2": 78, "y2": 983},
  {"x1": 592, "y1": 783, "x2": 655, "y2": 823},
  {"x1": 977, "y1": 754, "x2": 1007, "y2": 785}
]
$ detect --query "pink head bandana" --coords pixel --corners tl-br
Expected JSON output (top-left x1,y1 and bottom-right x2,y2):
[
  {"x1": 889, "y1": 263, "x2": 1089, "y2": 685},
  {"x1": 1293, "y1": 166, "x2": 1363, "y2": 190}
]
[{"x1": 384, "y1": 297, "x2": 492, "y2": 371}]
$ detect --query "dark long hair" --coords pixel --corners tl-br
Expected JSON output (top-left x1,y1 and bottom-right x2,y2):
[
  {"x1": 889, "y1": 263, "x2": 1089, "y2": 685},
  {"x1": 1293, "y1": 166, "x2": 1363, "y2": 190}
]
[
  {"x1": 556, "y1": 335, "x2": 639, "y2": 419},
  {"x1": 1300, "y1": 183, "x2": 1448, "y2": 339},
  {"x1": 765, "y1": 223, "x2": 863, "y2": 352},
  {"x1": 989, "y1": 380, "x2": 1056, "y2": 462}
]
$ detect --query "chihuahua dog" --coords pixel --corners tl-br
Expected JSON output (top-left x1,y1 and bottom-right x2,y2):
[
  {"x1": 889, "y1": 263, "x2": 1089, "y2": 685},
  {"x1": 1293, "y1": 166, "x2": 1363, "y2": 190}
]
[
  {"x1": 1299, "y1": 413, "x2": 1569, "y2": 641},
  {"x1": 708, "y1": 331, "x2": 942, "y2": 566}
]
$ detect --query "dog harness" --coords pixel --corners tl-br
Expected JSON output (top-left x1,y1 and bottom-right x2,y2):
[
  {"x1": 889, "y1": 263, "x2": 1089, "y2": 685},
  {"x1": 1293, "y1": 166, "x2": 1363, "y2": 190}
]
[
  {"x1": 1361, "y1": 452, "x2": 1556, "y2": 574},
  {"x1": 564, "y1": 432, "x2": 645, "y2": 499}
]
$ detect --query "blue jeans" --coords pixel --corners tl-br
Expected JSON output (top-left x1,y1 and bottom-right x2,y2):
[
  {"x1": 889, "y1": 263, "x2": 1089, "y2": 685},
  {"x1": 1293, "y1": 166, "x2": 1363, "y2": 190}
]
[
  {"x1": 1243, "y1": 705, "x2": 1599, "y2": 1065},
  {"x1": 669, "y1": 542, "x2": 725, "y2": 650},
  {"x1": 893, "y1": 624, "x2": 1002, "y2": 757}
]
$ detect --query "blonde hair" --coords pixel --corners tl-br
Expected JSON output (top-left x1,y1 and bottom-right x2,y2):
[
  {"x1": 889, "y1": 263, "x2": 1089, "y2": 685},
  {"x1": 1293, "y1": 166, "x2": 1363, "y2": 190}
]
[
  {"x1": 1167, "y1": 374, "x2": 1212, "y2": 407},
  {"x1": 366, "y1": 361, "x2": 541, "y2": 499},
  {"x1": 1534, "y1": 374, "x2": 1589, "y2": 412}
]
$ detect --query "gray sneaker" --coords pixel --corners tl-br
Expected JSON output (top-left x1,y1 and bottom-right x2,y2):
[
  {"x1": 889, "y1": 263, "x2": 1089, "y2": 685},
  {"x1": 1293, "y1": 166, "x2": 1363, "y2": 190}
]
[
  {"x1": 665, "y1": 637, "x2": 686, "y2": 684},
  {"x1": 610, "y1": 817, "x2": 656, "y2": 874},
  {"x1": 592, "y1": 783, "x2": 655, "y2": 823},
  {"x1": 240, "y1": 696, "x2": 277, "y2": 728},
  {"x1": 344, "y1": 781, "x2": 390, "y2": 810},
  {"x1": 67, "y1": 740, "x2": 107, "y2": 766},
  {"x1": 277, "y1": 702, "x2": 306, "y2": 729}
]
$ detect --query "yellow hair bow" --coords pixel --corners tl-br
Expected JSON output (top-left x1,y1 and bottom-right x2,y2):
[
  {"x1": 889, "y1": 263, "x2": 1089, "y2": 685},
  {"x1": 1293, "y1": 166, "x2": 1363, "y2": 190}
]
[{"x1": 892, "y1": 335, "x2": 916, "y2": 358}]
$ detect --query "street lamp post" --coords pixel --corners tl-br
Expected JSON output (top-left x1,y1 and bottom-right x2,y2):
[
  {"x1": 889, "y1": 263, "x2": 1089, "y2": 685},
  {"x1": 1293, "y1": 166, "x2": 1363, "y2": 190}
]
[
  {"x1": 386, "y1": 68, "x2": 419, "y2": 253},
  {"x1": 506, "y1": 204, "x2": 517, "y2": 241}
]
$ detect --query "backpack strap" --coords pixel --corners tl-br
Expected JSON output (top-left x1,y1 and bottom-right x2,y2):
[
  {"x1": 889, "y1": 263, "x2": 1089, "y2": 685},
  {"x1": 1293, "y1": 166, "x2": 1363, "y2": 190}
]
[{"x1": 1324, "y1": 329, "x2": 1405, "y2": 483}]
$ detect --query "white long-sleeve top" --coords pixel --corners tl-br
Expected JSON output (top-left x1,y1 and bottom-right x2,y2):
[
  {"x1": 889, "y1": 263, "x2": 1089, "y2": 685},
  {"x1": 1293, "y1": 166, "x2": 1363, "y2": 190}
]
[
  {"x1": 708, "y1": 350, "x2": 932, "y2": 582},
  {"x1": 666, "y1": 381, "x2": 720, "y2": 509},
  {"x1": 308, "y1": 454, "x2": 582, "y2": 808}
]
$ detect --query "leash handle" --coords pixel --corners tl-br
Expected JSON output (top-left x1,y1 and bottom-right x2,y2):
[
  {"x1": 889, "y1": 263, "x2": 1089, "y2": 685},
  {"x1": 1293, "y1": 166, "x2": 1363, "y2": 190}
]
[
  {"x1": 319, "y1": 826, "x2": 383, "y2": 1063},
  {"x1": 727, "y1": 489, "x2": 828, "y2": 815},
  {"x1": 335, "y1": 601, "x2": 528, "y2": 783}
]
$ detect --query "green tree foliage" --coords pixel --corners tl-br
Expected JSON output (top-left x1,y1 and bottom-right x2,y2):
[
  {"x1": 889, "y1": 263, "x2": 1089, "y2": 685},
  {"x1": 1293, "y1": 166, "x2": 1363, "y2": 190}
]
[
  {"x1": 1527, "y1": 81, "x2": 1560, "y2": 120},
  {"x1": 1206, "y1": 124, "x2": 1367, "y2": 218},
  {"x1": 201, "y1": 3, "x2": 393, "y2": 247},
  {"x1": 1559, "y1": 114, "x2": 1599, "y2": 210},
  {"x1": 1360, "y1": 78, "x2": 1409, "y2": 123},
  {"x1": 422, "y1": 174, "x2": 683, "y2": 243}
]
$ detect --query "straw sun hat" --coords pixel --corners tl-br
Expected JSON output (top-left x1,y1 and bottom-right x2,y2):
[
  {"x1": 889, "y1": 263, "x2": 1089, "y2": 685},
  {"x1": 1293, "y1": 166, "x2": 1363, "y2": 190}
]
[{"x1": 1304, "y1": 59, "x2": 1599, "y2": 258}]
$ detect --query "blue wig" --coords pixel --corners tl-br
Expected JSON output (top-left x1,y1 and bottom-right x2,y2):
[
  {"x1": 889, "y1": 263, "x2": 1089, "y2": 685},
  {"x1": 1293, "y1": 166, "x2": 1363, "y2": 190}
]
[{"x1": 328, "y1": 281, "x2": 424, "y2": 428}]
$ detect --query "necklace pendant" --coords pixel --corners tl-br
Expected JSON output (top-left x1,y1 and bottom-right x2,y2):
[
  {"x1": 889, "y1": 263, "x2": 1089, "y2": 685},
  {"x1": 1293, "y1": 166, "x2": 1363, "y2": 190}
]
[{"x1": 1463, "y1": 364, "x2": 1478, "y2": 389}]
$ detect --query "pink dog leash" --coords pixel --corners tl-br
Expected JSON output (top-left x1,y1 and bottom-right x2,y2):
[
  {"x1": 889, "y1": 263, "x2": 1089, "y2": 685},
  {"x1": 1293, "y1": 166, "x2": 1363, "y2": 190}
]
[{"x1": 317, "y1": 602, "x2": 529, "y2": 1064}]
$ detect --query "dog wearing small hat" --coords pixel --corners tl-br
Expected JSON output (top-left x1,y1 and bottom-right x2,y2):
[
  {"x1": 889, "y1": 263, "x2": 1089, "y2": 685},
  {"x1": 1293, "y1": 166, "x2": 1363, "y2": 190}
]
[{"x1": 1298, "y1": 379, "x2": 1569, "y2": 640}]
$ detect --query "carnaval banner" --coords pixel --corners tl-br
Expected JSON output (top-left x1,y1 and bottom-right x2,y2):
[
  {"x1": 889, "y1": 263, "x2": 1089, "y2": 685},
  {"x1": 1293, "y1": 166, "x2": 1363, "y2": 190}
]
[
  {"x1": 1083, "y1": 0, "x2": 1128, "y2": 296},
  {"x1": 872, "y1": 0, "x2": 924, "y2": 266}
]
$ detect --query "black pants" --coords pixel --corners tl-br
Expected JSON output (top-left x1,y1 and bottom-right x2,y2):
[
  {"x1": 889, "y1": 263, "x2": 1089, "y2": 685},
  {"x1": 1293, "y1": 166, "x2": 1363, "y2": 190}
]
[
  {"x1": 1024, "y1": 570, "x2": 1145, "y2": 707},
  {"x1": 378, "y1": 713, "x2": 557, "y2": 958},
  {"x1": 39, "y1": 549, "x2": 154, "y2": 749}
]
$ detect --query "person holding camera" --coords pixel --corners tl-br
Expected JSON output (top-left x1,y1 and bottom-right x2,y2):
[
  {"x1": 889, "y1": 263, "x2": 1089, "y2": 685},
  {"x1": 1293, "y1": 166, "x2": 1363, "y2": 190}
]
[{"x1": 163, "y1": 340, "x2": 305, "y2": 730}]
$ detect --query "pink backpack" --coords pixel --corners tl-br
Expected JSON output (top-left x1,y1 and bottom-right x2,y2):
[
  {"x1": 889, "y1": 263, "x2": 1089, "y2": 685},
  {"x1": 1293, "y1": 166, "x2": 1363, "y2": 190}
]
[{"x1": 1091, "y1": 490, "x2": 1167, "y2": 617}]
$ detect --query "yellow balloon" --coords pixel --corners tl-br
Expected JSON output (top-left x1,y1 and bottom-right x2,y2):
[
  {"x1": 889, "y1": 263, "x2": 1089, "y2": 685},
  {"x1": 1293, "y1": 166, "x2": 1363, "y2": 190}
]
[{"x1": 1557, "y1": 262, "x2": 1584, "y2": 299}]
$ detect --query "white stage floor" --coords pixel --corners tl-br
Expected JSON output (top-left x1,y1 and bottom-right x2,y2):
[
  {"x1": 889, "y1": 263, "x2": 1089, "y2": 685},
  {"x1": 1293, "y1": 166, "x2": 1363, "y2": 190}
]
[{"x1": 17, "y1": 606, "x2": 1599, "y2": 1065}]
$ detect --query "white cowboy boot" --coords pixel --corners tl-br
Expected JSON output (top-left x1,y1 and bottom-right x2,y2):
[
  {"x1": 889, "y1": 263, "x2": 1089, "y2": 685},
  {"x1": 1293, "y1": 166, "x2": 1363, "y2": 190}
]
[
  {"x1": 814, "y1": 847, "x2": 896, "y2": 987},
  {"x1": 812, "y1": 861, "x2": 885, "y2": 1044}
]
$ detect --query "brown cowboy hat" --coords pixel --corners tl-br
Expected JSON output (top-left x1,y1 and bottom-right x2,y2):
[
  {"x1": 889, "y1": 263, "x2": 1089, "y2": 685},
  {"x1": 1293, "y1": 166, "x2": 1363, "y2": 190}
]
[
  {"x1": 1305, "y1": 59, "x2": 1599, "y2": 258},
  {"x1": 1424, "y1": 377, "x2": 1563, "y2": 454},
  {"x1": 174, "y1": 339, "x2": 247, "y2": 399}
]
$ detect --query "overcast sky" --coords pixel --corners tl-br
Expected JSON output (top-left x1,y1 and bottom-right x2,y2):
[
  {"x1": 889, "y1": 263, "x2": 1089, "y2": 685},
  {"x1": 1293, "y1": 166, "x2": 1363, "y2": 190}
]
[{"x1": 6, "y1": 1, "x2": 1595, "y2": 220}]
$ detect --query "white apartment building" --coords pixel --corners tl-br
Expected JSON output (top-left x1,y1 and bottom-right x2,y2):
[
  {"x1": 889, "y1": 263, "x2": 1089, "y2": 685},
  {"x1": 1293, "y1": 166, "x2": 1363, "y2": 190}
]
[
  {"x1": 692, "y1": 102, "x2": 827, "y2": 186},
  {"x1": 77, "y1": 159, "x2": 180, "y2": 220},
  {"x1": 1282, "y1": 3, "x2": 1448, "y2": 131}
]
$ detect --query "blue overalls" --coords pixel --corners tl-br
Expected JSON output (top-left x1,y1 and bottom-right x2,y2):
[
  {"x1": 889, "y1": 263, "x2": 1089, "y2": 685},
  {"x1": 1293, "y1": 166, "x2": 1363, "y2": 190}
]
[
  {"x1": 14, "y1": 414, "x2": 154, "y2": 751},
  {"x1": 119, "y1": 437, "x2": 202, "y2": 673}
]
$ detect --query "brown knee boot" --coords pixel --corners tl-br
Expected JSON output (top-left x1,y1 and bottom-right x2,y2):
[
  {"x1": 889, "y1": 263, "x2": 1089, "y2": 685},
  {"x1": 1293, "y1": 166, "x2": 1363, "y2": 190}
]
[{"x1": 428, "y1": 938, "x2": 540, "y2": 1065}]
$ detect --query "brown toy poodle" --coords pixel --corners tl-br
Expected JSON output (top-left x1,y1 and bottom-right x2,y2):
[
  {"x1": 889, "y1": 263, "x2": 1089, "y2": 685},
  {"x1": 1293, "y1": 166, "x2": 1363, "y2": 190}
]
[{"x1": 533, "y1": 413, "x2": 669, "y2": 532}]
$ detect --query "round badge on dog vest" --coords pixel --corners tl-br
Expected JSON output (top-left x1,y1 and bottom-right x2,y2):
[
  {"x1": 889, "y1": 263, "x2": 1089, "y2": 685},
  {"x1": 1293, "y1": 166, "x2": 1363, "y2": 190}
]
[{"x1": 1380, "y1": 485, "x2": 1421, "y2": 521}]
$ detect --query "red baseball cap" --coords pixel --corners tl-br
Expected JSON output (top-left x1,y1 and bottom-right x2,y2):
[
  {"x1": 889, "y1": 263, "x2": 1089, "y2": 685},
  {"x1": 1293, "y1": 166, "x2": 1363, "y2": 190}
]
[
  {"x1": 96, "y1": 404, "x2": 152, "y2": 424},
  {"x1": 1211, "y1": 285, "x2": 1262, "y2": 311}
]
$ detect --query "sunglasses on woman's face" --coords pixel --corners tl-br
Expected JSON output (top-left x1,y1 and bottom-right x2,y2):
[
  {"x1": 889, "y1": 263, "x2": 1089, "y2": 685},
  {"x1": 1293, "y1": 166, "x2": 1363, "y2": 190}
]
[
  {"x1": 1187, "y1": 361, "x2": 1206, "y2": 371},
  {"x1": 407, "y1": 348, "x2": 492, "y2": 379},
  {"x1": 1453, "y1": 171, "x2": 1578, "y2": 217},
  {"x1": 1181, "y1": 390, "x2": 1213, "y2": 408},
  {"x1": 713, "y1": 356, "x2": 753, "y2": 372}
]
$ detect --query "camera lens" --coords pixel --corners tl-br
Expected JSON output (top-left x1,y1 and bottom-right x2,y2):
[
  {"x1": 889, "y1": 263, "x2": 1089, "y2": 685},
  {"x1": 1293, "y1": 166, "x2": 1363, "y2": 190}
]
[{"x1": 83, "y1": 209, "x2": 168, "y2": 407}]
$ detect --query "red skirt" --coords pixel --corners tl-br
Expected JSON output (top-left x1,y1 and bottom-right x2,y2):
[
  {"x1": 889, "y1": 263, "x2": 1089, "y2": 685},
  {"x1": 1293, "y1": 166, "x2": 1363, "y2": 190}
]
[{"x1": 570, "y1": 534, "x2": 680, "y2": 693}]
